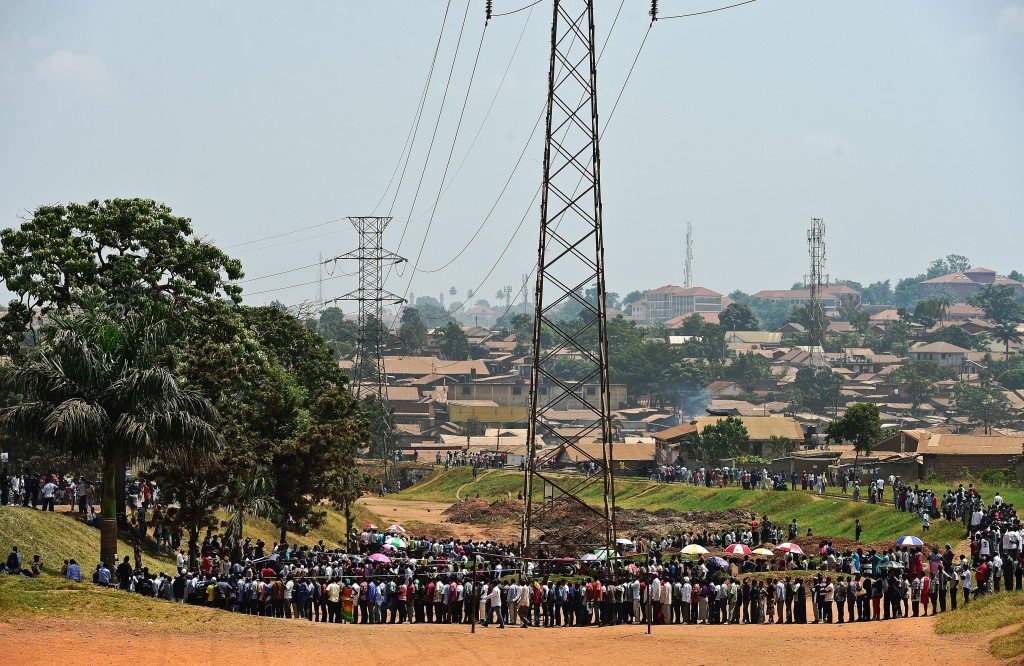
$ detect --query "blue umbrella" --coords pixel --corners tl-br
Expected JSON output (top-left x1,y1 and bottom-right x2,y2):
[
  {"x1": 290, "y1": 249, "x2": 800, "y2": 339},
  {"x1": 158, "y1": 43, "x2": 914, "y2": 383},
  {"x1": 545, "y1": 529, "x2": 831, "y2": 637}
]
[{"x1": 896, "y1": 535, "x2": 924, "y2": 547}]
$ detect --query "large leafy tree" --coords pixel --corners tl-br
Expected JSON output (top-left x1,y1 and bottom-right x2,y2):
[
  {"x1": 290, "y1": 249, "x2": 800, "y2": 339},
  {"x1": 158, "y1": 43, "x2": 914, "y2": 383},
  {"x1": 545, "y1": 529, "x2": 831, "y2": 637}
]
[
  {"x1": 0, "y1": 313, "x2": 219, "y2": 568},
  {"x1": 889, "y1": 360, "x2": 950, "y2": 415},
  {"x1": 970, "y1": 285, "x2": 1024, "y2": 359},
  {"x1": 398, "y1": 307, "x2": 428, "y2": 354},
  {"x1": 0, "y1": 198, "x2": 242, "y2": 358},
  {"x1": 436, "y1": 321, "x2": 470, "y2": 360},
  {"x1": 825, "y1": 403, "x2": 881, "y2": 475},
  {"x1": 696, "y1": 416, "x2": 749, "y2": 461},
  {"x1": 792, "y1": 366, "x2": 842, "y2": 413},
  {"x1": 719, "y1": 303, "x2": 760, "y2": 331},
  {"x1": 953, "y1": 382, "x2": 1014, "y2": 435}
]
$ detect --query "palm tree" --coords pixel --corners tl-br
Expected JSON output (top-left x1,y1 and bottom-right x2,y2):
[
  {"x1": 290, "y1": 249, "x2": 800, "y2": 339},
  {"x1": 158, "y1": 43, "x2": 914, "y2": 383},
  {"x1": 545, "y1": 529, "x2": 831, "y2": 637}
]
[
  {"x1": 223, "y1": 467, "x2": 279, "y2": 550},
  {"x1": 993, "y1": 321, "x2": 1024, "y2": 360},
  {"x1": 0, "y1": 312, "x2": 219, "y2": 568}
]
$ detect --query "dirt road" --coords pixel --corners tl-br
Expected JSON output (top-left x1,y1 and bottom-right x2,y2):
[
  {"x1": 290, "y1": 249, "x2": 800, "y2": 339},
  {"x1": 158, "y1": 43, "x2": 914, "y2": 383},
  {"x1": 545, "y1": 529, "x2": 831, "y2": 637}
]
[
  {"x1": 358, "y1": 496, "x2": 520, "y2": 542},
  {"x1": 0, "y1": 615, "x2": 1000, "y2": 666}
]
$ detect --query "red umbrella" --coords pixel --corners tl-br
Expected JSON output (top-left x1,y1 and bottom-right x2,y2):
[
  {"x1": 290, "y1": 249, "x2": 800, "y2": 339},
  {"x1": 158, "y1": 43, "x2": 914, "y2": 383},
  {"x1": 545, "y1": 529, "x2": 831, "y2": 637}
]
[
  {"x1": 725, "y1": 543, "x2": 751, "y2": 555},
  {"x1": 777, "y1": 542, "x2": 805, "y2": 555},
  {"x1": 363, "y1": 523, "x2": 378, "y2": 530}
]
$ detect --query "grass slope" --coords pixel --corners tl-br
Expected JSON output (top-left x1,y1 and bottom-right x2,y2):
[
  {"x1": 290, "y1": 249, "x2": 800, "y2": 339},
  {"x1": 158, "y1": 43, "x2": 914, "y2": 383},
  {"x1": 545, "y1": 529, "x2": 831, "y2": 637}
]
[
  {"x1": 0, "y1": 507, "x2": 173, "y2": 574},
  {"x1": 0, "y1": 575, "x2": 253, "y2": 631},
  {"x1": 401, "y1": 468, "x2": 966, "y2": 545},
  {"x1": 0, "y1": 502, "x2": 384, "y2": 578},
  {"x1": 935, "y1": 591, "x2": 1024, "y2": 659}
]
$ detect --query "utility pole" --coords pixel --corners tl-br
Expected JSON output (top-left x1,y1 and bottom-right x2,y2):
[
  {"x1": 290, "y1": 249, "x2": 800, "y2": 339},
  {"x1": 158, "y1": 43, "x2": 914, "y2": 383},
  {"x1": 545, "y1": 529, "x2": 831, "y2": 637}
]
[
  {"x1": 805, "y1": 217, "x2": 828, "y2": 360},
  {"x1": 327, "y1": 216, "x2": 406, "y2": 481},
  {"x1": 522, "y1": 0, "x2": 616, "y2": 561}
]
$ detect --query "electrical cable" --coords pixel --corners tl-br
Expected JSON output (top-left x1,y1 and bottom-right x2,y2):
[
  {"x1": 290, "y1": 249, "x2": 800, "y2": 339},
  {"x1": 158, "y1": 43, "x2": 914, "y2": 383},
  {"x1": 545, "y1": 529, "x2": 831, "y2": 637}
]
[
  {"x1": 396, "y1": 2, "x2": 536, "y2": 230},
  {"x1": 243, "y1": 271, "x2": 355, "y2": 299},
  {"x1": 236, "y1": 262, "x2": 325, "y2": 284},
  {"x1": 220, "y1": 218, "x2": 345, "y2": 250},
  {"x1": 227, "y1": 228, "x2": 347, "y2": 255},
  {"x1": 398, "y1": 7, "x2": 488, "y2": 306},
  {"x1": 658, "y1": 0, "x2": 758, "y2": 20},
  {"x1": 371, "y1": 0, "x2": 455, "y2": 217},
  {"x1": 385, "y1": 0, "x2": 475, "y2": 285},
  {"x1": 408, "y1": 0, "x2": 625, "y2": 279},
  {"x1": 492, "y1": 0, "x2": 543, "y2": 18}
]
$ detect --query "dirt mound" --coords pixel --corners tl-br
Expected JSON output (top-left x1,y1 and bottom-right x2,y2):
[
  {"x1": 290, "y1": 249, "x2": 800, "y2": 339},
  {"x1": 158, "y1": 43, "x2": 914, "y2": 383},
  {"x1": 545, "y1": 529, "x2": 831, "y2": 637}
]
[
  {"x1": 793, "y1": 535, "x2": 942, "y2": 555},
  {"x1": 617, "y1": 507, "x2": 755, "y2": 537},
  {"x1": 442, "y1": 498, "x2": 524, "y2": 524}
]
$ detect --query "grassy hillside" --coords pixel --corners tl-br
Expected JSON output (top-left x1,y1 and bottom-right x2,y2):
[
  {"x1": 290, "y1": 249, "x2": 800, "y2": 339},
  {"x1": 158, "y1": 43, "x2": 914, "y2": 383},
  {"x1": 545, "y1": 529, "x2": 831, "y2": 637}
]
[
  {"x1": 0, "y1": 574, "x2": 254, "y2": 631},
  {"x1": 0, "y1": 508, "x2": 173, "y2": 574},
  {"x1": 402, "y1": 468, "x2": 966, "y2": 545},
  {"x1": 0, "y1": 502, "x2": 383, "y2": 577},
  {"x1": 935, "y1": 591, "x2": 1024, "y2": 659}
]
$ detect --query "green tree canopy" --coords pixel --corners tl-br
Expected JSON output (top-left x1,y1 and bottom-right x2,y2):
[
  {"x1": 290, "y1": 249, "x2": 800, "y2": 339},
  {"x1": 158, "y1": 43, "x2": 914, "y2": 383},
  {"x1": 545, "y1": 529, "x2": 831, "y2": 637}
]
[
  {"x1": 953, "y1": 381, "x2": 1015, "y2": 434},
  {"x1": 0, "y1": 198, "x2": 242, "y2": 358},
  {"x1": 970, "y1": 285, "x2": 1024, "y2": 359},
  {"x1": 697, "y1": 416, "x2": 749, "y2": 461},
  {"x1": 719, "y1": 303, "x2": 760, "y2": 331},
  {"x1": 825, "y1": 403, "x2": 882, "y2": 464},
  {"x1": 436, "y1": 321, "x2": 470, "y2": 360},
  {"x1": 0, "y1": 312, "x2": 219, "y2": 567},
  {"x1": 398, "y1": 307, "x2": 428, "y2": 353}
]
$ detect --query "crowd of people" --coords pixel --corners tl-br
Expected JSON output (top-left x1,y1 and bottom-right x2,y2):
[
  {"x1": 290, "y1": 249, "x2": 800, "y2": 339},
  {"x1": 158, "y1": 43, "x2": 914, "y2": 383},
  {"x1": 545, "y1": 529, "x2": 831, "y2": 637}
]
[{"x1": 4, "y1": 462, "x2": 1024, "y2": 631}]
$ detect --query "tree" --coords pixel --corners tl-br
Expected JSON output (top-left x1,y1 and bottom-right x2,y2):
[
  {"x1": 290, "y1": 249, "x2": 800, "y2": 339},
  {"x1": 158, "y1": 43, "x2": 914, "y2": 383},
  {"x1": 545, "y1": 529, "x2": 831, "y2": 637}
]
[
  {"x1": 721, "y1": 352, "x2": 771, "y2": 389},
  {"x1": 0, "y1": 312, "x2": 219, "y2": 568},
  {"x1": 894, "y1": 275, "x2": 926, "y2": 309},
  {"x1": 272, "y1": 386, "x2": 363, "y2": 543},
  {"x1": 793, "y1": 366, "x2": 842, "y2": 413},
  {"x1": 719, "y1": 303, "x2": 760, "y2": 331},
  {"x1": 970, "y1": 286, "x2": 1024, "y2": 359},
  {"x1": 622, "y1": 290, "x2": 645, "y2": 307},
  {"x1": 889, "y1": 361, "x2": 948, "y2": 414},
  {"x1": 549, "y1": 357, "x2": 593, "y2": 382},
  {"x1": 0, "y1": 198, "x2": 242, "y2": 359},
  {"x1": 436, "y1": 321, "x2": 470, "y2": 360},
  {"x1": 677, "y1": 312, "x2": 704, "y2": 336},
  {"x1": 222, "y1": 467, "x2": 279, "y2": 550},
  {"x1": 861, "y1": 280, "x2": 894, "y2": 305},
  {"x1": 825, "y1": 403, "x2": 882, "y2": 475},
  {"x1": 696, "y1": 416, "x2": 749, "y2": 461},
  {"x1": 729, "y1": 291, "x2": 789, "y2": 330},
  {"x1": 398, "y1": 307, "x2": 428, "y2": 353},
  {"x1": 953, "y1": 382, "x2": 1014, "y2": 434},
  {"x1": 912, "y1": 298, "x2": 950, "y2": 328}
]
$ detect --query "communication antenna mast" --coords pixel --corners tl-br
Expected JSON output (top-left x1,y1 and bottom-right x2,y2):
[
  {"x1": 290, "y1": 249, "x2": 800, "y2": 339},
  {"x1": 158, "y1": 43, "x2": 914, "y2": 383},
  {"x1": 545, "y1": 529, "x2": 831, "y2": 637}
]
[
  {"x1": 523, "y1": 0, "x2": 616, "y2": 559},
  {"x1": 684, "y1": 221, "x2": 693, "y2": 289},
  {"x1": 806, "y1": 217, "x2": 828, "y2": 358}
]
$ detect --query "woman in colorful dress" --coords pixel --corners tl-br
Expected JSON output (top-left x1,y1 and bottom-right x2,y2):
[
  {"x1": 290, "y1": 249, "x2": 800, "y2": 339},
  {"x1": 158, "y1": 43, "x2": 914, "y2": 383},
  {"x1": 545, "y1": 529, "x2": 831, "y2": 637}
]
[{"x1": 341, "y1": 578, "x2": 356, "y2": 623}]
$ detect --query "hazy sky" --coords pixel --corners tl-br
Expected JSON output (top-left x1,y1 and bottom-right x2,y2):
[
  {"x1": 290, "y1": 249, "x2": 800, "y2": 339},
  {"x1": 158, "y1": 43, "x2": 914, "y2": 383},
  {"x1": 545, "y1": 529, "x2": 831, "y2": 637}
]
[{"x1": 1, "y1": 1, "x2": 1022, "y2": 313}]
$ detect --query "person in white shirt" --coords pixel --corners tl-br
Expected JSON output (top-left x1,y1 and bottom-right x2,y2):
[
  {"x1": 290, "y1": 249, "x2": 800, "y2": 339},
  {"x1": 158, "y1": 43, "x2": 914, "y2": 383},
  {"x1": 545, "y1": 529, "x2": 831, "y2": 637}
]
[{"x1": 660, "y1": 577, "x2": 672, "y2": 623}]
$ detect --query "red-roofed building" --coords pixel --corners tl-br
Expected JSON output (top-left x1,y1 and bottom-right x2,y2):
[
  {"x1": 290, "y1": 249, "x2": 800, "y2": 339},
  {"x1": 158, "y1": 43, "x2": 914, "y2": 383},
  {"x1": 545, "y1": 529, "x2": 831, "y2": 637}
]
[
  {"x1": 630, "y1": 285, "x2": 724, "y2": 324},
  {"x1": 752, "y1": 285, "x2": 861, "y2": 312},
  {"x1": 919, "y1": 267, "x2": 1024, "y2": 303}
]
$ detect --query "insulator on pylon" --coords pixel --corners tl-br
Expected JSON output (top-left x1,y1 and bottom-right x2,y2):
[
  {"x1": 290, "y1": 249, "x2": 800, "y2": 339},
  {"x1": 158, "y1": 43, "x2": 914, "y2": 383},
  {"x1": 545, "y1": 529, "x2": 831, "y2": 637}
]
[
  {"x1": 650, "y1": 0, "x2": 658, "y2": 21},
  {"x1": 486, "y1": 0, "x2": 493, "y2": 22}
]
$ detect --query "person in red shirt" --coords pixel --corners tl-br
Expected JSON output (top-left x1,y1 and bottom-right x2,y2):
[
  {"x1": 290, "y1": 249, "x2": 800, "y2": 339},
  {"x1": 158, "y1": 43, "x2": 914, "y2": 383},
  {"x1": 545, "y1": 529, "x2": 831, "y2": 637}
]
[
  {"x1": 921, "y1": 575, "x2": 931, "y2": 616},
  {"x1": 424, "y1": 581, "x2": 435, "y2": 623}
]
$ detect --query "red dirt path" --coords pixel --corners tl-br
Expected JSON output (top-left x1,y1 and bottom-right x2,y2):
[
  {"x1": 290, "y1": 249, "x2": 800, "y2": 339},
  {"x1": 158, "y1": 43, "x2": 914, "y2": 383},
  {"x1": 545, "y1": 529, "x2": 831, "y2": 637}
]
[{"x1": 0, "y1": 615, "x2": 1000, "y2": 666}]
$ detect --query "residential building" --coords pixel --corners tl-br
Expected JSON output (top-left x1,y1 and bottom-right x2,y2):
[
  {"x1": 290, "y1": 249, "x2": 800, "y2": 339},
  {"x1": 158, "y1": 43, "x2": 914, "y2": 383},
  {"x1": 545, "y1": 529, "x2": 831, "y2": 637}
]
[
  {"x1": 919, "y1": 267, "x2": 1024, "y2": 303},
  {"x1": 752, "y1": 285, "x2": 862, "y2": 312},
  {"x1": 875, "y1": 429, "x2": 1024, "y2": 478},
  {"x1": 631, "y1": 285, "x2": 724, "y2": 324},
  {"x1": 908, "y1": 342, "x2": 969, "y2": 371}
]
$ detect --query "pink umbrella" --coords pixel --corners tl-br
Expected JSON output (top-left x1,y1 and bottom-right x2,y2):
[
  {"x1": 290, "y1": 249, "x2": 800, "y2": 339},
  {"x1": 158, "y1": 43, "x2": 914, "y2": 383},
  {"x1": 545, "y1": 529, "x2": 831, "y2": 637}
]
[
  {"x1": 725, "y1": 543, "x2": 751, "y2": 556},
  {"x1": 777, "y1": 542, "x2": 805, "y2": 555},
  {"x1": 369, "y1": 553, "x2": 391, "y2": 563},
  {"x1": 382, "y1": 544, "x2": 397, "y2": 551}
]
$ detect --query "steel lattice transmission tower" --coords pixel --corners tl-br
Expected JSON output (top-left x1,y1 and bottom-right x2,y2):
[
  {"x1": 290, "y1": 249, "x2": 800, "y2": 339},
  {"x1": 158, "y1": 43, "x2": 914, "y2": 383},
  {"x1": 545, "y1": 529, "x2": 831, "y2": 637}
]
[
  {"x1": 327, "y1": 217, "x2": 406, "y2": 473},
  {"x1": 522, "y1": 0, "x2": 616, "y2": 557},
  {"x1": 805, "y1": 217, "x2": 828, "y2": 357},
  {"x1": 684, "y1": 221, "x2": 693, "y2": 289},
  {"x1": 329, "y1": 216, "x2": 406, "y2": 397}
]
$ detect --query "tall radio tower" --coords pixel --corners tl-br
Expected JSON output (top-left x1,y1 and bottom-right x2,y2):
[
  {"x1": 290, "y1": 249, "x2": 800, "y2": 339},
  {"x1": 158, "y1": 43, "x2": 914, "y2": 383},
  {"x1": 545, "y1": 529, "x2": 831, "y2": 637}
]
[
  {"x1": 806, "y1": 217, "x2": 828, "y2": 358},
  {"x1": 684, "y1": 221, "x2": 693, "y2": 289}
]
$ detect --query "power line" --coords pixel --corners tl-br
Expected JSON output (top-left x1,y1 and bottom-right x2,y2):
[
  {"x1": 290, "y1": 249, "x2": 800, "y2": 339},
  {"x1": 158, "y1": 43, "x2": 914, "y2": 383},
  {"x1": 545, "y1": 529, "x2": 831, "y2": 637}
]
[
  {"x1": 220, "y1": 218, "x2": 345, "y2": 250},
  {"x1": 227, "y1": 228, "x2": 347, "y2": 255},
  {"x1": 492, "y1": 0, "x2": 543, "y2": 18},
  {"x1": 371, "y1": 0, "x2": 455, "y2": 216},
  {"x1": 395, "y1": 2, "x2": 536, "y2": 231},
  {"x1": 656, "y1": 0, "x2": 758, "y2": 20},
  {"x1": 242, "y1": 271, "x2": 353, "y2": 298}
]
